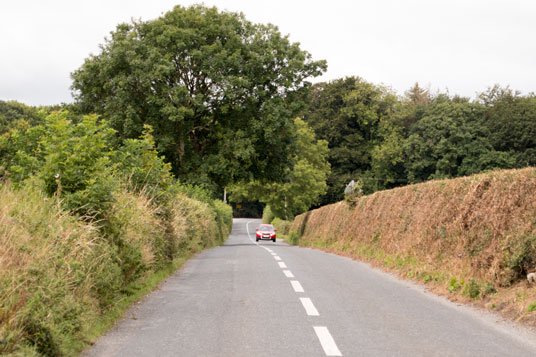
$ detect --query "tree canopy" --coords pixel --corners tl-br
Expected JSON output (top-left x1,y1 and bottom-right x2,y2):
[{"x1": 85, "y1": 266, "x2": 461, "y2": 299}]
[
  {"x1": 301, "y1": 79, "x2": 536, "y2": 207},
  {"x1": 301, "y1": 77, "x2": 398, "y2": 204},
  {"x1": 0, "y1": 100, "x2": 43, "y2": 134},
  {"x1": 228, "y1": 118, "x2": 330, "y2": 220},
  {"x1": 71, "y1": 4, "x2": 326, "y2": 192}
]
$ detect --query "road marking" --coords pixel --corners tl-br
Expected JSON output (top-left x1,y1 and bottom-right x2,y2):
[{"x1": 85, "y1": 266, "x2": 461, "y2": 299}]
[
  {"x1": 314, "y1": 326, "x2": 342, "y2": 356},
  {"x1": 246, "y1": 220, "x2": 259, "y2": 246},
  {"x1": 265, "y1": 248, "x2": 273, "y2": 253},
  {"x1": 283, "y1": 270, "x2": 294, "y2": 278},
  {"x1": 300, "y1": 297, "x2": 319, "y2": 316},
  {"x1": 274, "y1": 256, "x2": 282, "y2": 261},
  {"x1": 290, "y1": 280, "x2": 304, "y2": 293},
  {"x1": 278, "y1": 262, "x2": 287, "y2": 268},
  {"x1": 271, "y1": 252, "x2": 277, "y2": 255}
]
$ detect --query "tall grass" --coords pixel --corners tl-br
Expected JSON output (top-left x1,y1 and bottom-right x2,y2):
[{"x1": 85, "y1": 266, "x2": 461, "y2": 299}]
[{"x1": 0, "y1": 182, "x2": 232, "y2": 356}]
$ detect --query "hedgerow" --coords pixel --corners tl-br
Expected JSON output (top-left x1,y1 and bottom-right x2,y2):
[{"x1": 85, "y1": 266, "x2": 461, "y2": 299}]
[{"x1": 0, "y1": 110, "x2": 232, "y2": 355}]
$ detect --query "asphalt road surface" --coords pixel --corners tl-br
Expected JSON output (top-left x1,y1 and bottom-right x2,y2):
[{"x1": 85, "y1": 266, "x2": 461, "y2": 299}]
[{"x1": 83, "y1": 218, "x2": 536, "y2": 356}]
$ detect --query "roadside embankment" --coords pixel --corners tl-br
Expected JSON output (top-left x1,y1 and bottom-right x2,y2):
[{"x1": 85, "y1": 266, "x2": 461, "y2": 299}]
[
  {"x1": 0, "y1": 182, "x2": 231, "y2": 356},
  {"x1": 290, "y1": 167, "x2": 536, "y2": 324}
]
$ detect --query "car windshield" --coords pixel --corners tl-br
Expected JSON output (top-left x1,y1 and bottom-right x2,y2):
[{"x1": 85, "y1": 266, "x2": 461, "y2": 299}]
[{"x1": 259, "y1": 225, "x2": 274, "y2": 231}]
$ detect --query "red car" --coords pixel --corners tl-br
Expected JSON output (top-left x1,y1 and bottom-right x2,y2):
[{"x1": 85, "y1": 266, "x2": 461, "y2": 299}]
[{"x1": 256, "y1": 224, "x2": 276, "y2": 242}]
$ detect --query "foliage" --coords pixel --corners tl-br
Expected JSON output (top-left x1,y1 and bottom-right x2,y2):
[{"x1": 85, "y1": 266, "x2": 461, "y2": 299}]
[
  {"x1": 0, "y1": 100, "x2": 43, "y2": 134},
  {"x1": 479, "y1": 86, "x2": 536, "y2": 167},
  {"x1": 502, "y1": 233, "x2": 536, "y2": 285},
  {"x1": 463, "y1": 279, "x2": 481, "y2": 299},
  {"x1": 0, "y1": 178, "x2": 232, "y2": 356},
  {"x1": 301, "y1": 77, "x2": 399, "y2": 204},
  {"x1": 8, "y1": 111, "x2": 116, "y2": 218},
  {"x1": 272, "y1": 217, "x2": 292, "y2": 235},
  {"x1": 262, "y1": 205, "x2": 275, "y2": 223},
  {"x1": 229, "y1": 118, "x2": 330, "y2": 220},
  {"x1": 112, "y1": 125, "x2": 173, "y2": 200},
  {"x1": 288, "y1": 231, "x2": 300, "y2": 245},
  {"x1": 300, "y1": 80, "x2": 536, "y2": 206},
  {"x1": 71, "y1": 4, "x2": 326, "y2": 191},
  {"x1": 403, "y1": 101, "x2": 515, "y2": 183},
  {"x1": 527, "y1": 302, "x2": 536, "y2": 313}
]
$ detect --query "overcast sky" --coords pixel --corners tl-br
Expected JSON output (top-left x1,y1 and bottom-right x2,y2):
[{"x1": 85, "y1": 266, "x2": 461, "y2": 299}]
[{"x1": 1, "y1": 0, "x2": 535, "y2": 106}]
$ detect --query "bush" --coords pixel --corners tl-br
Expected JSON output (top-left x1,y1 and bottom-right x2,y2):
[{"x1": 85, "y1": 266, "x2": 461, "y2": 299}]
[
  {"x1": 502, "y1": 233, "x2": 536, "y2": 286},
  {"x1": 464, "y1": 279, "x2": 481, "y2": 299},
  {"x1": 288, "y1": 231, "x2": 300, "y2": 245},
  {"x1": 9, "y1": 111, "x2": 117, "y2": 219},
  {"x1": 272, "y1": 218, "x2": 292, "y2": 235},
  {"x1": 262, "y1": 205, "x2": 275, "y2": 223},
  {"x1": 111, "y1": 125, "x2": 173, "y2": 201}
]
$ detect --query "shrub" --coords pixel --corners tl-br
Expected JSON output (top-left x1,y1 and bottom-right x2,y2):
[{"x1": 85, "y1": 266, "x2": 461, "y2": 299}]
[
  {"x1": 272, "y1": 218, "x2": 292, "y2": 235},
  {"x1": 288, "y1": 231, "x2": 300, "y2": 245},
  {"x1": 502, "y1": 233, "x2": 536, "y2": 286},
  {"x1": 262, "y1": 205, "x2": 275, "y2": 223},
  {"x1": 464, "y1": 279, "x2": 481, "y2": 299},
  {"x1": 9, "y1": 111, "x2": 117, "y2": 219},
  {"x1": 112, "y1": 125, "x2": 173, "y2": 201}
]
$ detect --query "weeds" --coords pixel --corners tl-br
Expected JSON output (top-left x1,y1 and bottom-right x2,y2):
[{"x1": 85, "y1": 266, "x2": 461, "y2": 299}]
[
  {"x1": 464, "y1": 279, "x2": 481, "y2": 299},
  {"x1": 527, "y1": 302, "x2": 536, "y2": 313}
]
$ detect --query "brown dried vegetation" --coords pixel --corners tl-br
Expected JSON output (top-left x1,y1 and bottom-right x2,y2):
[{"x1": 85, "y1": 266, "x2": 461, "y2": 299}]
[{"x1": 291, "y1": 168, "x2": 536, "y2": 324}]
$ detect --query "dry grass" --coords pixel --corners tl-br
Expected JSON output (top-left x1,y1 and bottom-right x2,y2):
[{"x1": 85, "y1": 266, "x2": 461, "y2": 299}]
[
  {"x1": 291, "y1": 167, "x2": 536, "y2": 325},
  {"x1": 0, "y1": 182, "x2": 104, "y2": 355},
  {"x1": 0, "y1": 182, "x2": 232, "y2": 355}
]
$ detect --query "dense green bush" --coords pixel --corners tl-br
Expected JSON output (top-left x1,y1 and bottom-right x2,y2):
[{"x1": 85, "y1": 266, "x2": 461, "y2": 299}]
[{"x1": 8, "y1": 111, "x2": 116, "y2": 219}]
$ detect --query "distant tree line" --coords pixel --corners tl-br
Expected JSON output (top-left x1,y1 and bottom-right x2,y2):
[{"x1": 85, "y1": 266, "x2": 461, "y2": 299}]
[
  {"x1": 302, "y1": 77, "x2": 536, "y2": 206},
  {"x1": 1, "y1": 4, "x2": 535, "y2": 218}
]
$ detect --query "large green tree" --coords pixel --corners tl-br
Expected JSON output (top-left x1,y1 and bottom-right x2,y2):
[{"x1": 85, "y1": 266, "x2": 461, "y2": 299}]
[
  {"x1": 228, "y1": 118, "x2": 330, "y2": 220},
  {"x1": 71, "y1": 5, "x2": 325, "y2": 192}
]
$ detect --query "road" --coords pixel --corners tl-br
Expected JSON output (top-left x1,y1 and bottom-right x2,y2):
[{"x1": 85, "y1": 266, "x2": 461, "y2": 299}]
[{"x1": 84, "y1": 218, "x2": 536, "y2": 356}]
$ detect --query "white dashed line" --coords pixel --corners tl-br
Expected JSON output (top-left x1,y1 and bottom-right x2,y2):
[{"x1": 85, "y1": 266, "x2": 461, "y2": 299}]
[
  {"x1": 245, "y1": 220, "x2": 340, "y2": 357},
  {"x1": 300, "y1": 297, "x2": 319, "y2": 316},
  {"x1": 314, "y1": 326, "x2": 342, "y2": 356},
  {"x1": 290, "y1": 280, "x2": 304, "y2": 293},
  {"x1": 283, "y1": 270, "x2": 294, "y2": 278}
]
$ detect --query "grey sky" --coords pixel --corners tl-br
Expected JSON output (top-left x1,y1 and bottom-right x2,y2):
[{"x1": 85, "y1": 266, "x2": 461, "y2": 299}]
[{"x1": 1, "y1": 0, "x2": 535, "y2": 106}]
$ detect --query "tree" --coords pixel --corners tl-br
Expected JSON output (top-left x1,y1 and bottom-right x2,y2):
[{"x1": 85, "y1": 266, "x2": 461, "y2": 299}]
[
  {"x1": 71, "y1": 5, "x2": 326, "y2": 192},
  {"x1": 479, "y1": 85, "x2": 536, "y2": 167},
  {"x1": 403, "y1": 101, "x2": 514, "y2": 183},
  {"x1": 301, "y1": 77, "x2": 398, "y2": 204},
  {"x1": 228, "y1": 118, "x2": 330, "y2": 220},
  {"x1": 0, "y1": 100, "x2": 43, "y2": 134}
]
